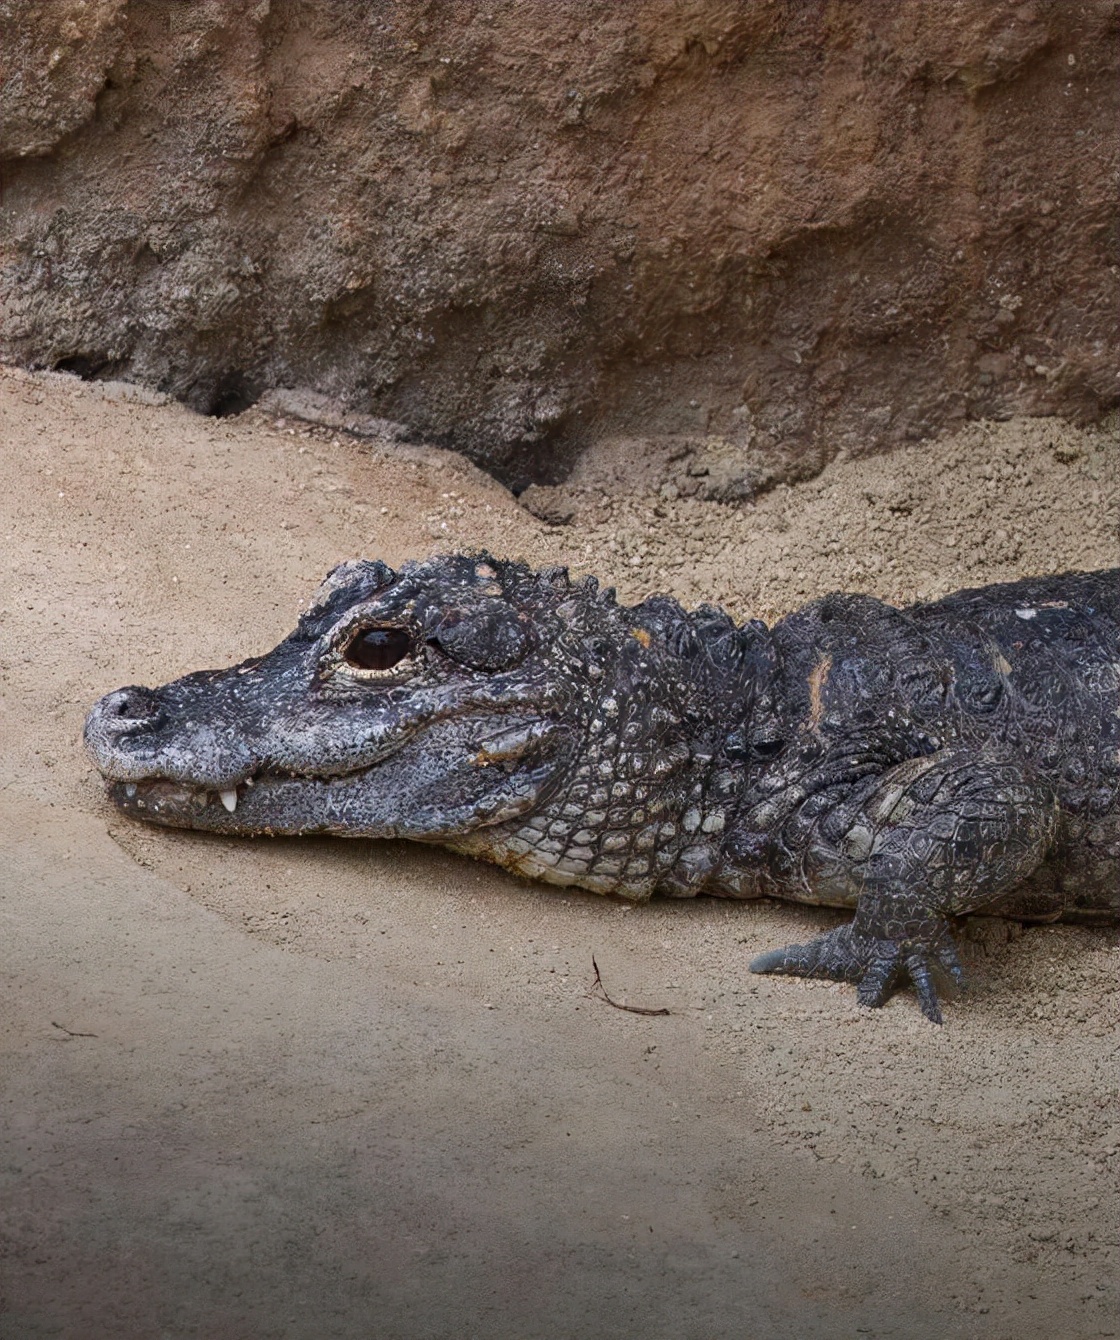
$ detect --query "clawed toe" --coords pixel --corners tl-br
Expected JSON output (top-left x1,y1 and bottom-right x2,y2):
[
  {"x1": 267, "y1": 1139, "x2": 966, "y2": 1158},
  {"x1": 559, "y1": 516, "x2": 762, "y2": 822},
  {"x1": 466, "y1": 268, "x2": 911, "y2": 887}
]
[
  {"x1": 748, "y1": 945, "x2": 795, "y2": 975},
  {"x1": 750, "y1": 922, "x2": 965, "y2": 1023},
  {"x1": 749, "y1": 924, "x2": 864, "y2": 984}
]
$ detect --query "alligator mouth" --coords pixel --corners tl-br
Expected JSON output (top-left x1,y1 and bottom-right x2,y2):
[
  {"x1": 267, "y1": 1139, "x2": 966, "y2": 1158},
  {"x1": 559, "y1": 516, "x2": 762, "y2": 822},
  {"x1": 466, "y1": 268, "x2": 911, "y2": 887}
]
[
  {"x1": 104, "y1": 767, "x2": 393, "y2": 835},
  {"x1": 101, "y1": 707, "x2": 562, "y2": 837}
]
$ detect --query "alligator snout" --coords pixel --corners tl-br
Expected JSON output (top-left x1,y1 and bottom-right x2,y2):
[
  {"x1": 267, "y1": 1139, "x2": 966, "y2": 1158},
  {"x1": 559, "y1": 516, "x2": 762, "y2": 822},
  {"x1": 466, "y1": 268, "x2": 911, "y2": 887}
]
[
  {"x1": 84, "y1": 679, "x2": 255, "y2": 789},
  {"x1": 84, "y1": 685, "x2": 166, "y2": 763},
  {"x1": 86, "y1": 683, "x2": 187, "y2": 788}
]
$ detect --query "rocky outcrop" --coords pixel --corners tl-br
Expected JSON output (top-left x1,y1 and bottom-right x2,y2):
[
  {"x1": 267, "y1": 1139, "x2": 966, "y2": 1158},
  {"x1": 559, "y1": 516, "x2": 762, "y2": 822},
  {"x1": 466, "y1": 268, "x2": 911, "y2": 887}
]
[{"x1": 2, "y1": 1, "x2": 1117, "y2": 487}]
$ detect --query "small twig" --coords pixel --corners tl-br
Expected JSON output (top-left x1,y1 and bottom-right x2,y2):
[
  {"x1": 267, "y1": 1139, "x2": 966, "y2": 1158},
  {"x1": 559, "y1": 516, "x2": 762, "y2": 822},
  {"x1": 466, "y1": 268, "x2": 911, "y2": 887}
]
[
  {"x1": 590, "y1": 955, "x2": 670, "y2": 1016},
  {"x1": 50, "y1": 1021, "x2": 97, "y2": 1038}
]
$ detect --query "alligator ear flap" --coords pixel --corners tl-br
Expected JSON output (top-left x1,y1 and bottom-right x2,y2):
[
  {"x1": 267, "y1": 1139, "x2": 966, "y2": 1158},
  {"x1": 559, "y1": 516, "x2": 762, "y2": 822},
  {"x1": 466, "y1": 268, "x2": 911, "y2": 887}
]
[{"x1": 432, "y1": 606, "x2": 534, "y2": 671}]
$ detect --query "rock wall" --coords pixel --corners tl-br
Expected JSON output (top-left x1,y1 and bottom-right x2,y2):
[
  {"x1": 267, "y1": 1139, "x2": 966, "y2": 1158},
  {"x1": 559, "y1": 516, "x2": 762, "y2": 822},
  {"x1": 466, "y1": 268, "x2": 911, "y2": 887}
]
[{"x1": 1, "y1": 0, "x2": 1117, "y2": 488}]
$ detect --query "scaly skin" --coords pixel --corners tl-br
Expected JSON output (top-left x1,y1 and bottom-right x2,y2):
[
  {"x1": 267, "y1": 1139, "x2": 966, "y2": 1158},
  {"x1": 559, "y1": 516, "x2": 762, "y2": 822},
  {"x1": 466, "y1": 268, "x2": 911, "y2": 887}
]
[{"x1": 85, "y1": 555, "x2": 1120, "y2": 1021}]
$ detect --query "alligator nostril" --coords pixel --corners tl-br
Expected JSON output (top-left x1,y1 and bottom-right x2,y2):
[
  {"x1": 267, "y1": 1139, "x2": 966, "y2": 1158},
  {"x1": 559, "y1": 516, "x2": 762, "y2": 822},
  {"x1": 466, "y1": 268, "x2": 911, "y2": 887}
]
[{"x1": 100, "y1": 686, "x2": 160, "y2": 727}]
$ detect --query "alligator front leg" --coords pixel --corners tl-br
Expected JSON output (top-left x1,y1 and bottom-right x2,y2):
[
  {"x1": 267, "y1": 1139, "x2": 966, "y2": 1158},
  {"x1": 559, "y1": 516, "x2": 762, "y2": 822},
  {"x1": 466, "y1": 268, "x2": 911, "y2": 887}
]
[{"x1": 750, "y1": 749, "x2": 1061, "y2": 1022}]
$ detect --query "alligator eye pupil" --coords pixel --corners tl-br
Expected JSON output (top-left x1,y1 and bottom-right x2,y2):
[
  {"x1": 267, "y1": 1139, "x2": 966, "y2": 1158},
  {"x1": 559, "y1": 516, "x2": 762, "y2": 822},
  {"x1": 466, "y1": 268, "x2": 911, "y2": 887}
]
[{"x1": 344, "y1": 627, "x2": 412, "y2": 671}]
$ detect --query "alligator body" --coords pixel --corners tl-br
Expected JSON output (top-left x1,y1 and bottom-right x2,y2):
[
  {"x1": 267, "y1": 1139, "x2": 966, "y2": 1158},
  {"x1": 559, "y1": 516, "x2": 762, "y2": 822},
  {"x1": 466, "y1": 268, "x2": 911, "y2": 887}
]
[{"x1": 85, "y1": 556, "x2": 1120, "y2": 1021}]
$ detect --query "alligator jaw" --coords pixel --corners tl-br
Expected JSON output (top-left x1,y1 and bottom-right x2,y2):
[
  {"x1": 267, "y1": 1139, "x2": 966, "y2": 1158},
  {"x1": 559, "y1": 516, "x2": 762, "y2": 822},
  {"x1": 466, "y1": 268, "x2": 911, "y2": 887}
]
[
  {"x1": 108, "y1": 778, "x2": 217, "y2": 825},
  {"x1": 104, "y1": 773, "x2": 356, "y2": 835},
  {"x1": 101, "y1": 716, "x2": 562, "y2": 838}
]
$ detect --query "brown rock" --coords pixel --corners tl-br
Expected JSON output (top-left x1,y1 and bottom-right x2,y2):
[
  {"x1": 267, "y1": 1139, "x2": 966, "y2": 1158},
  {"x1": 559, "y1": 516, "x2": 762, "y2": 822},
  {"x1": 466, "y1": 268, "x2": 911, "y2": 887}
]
[{"x1": 0, "y1": 1, "x2": 1116, "y2": 487}]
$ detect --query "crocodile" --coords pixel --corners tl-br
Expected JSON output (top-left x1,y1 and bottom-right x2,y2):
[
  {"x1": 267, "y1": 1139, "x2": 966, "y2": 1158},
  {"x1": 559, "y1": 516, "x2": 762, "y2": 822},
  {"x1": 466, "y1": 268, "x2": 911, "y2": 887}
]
[{"x1": 85, "y1": 555, "x2": 1120, "y2": 1022}]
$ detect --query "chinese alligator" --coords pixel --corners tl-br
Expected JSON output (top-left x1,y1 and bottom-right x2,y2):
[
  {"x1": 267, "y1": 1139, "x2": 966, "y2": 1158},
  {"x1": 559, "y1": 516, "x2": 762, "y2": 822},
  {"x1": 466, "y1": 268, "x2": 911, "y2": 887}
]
[{"x1": 85, "y1": 556, "x2": 1120, "y2": 1022}]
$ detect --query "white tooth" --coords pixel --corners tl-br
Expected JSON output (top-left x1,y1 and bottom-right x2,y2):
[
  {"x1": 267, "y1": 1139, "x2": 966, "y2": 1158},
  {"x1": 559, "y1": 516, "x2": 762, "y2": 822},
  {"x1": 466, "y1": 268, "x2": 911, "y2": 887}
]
[{"x1": 220, "y1": 788, "x2": 238, "y2": 813}]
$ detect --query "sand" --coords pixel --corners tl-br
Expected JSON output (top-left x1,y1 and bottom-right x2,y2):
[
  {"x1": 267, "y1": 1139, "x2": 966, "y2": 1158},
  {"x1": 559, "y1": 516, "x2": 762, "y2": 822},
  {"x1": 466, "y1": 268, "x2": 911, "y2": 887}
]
[{"x1": 1, "y1": 365, "x2": 1117, "y2": 1338}]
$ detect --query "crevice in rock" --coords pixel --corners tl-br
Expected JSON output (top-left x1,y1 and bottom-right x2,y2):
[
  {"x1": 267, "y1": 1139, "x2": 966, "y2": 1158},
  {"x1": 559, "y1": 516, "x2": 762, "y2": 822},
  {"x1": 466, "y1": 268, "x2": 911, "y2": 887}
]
[
  {"x1": 201, "y1": 373, "x2": 260, "y2": 419},
  {"x1": 52, "y1": 354, "x2": 119, "y2": 380}
]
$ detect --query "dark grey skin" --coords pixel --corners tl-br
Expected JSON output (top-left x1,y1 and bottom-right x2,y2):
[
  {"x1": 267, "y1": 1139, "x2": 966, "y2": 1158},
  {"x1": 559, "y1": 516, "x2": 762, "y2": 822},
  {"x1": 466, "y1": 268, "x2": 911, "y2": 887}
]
[{"x1": 85, "y1": 555, "x2": 1120, "y2": 1022}]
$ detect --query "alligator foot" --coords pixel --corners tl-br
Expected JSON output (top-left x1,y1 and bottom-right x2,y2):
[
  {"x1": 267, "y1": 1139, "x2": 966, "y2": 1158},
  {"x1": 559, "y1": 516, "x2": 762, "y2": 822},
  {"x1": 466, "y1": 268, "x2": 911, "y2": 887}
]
[{"x1": 750, "y1": 923, "x2": 965, "y2": 1024}]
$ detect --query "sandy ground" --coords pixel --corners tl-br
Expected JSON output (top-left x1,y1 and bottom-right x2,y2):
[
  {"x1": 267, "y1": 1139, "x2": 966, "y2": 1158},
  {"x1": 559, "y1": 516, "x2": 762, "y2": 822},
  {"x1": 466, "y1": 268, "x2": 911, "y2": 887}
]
[{"x1": 1, "y1": 365, "x2": 1118, "y2": 1339}]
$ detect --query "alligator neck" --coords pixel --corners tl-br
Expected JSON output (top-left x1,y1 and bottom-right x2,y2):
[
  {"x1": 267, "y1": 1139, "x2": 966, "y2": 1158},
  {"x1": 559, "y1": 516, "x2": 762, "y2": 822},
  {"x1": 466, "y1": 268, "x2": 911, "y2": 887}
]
[{"x1": 462, "y1": 609, "x2": 776, "y2": 900}]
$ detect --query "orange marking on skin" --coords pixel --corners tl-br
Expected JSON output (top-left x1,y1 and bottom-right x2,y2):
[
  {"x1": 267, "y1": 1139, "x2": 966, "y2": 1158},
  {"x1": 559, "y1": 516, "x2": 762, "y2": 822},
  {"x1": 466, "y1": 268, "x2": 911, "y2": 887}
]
[
  {"x1": 808, "y1": 654, "x2": 832, "y2": 728},
  {"x1": 631, "y1": 628, "x2": 651, "y2": 649}
]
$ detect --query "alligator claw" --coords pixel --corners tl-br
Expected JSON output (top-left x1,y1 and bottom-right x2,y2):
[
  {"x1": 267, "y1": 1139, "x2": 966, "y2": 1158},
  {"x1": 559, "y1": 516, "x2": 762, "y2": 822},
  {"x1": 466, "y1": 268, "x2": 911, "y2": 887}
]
[
  {"x1": 750, "y1": 925, "x2": 864, "y2": 983},
  {"x1": 750, "y1": 923, "x2": 964, "y2": 1023}
]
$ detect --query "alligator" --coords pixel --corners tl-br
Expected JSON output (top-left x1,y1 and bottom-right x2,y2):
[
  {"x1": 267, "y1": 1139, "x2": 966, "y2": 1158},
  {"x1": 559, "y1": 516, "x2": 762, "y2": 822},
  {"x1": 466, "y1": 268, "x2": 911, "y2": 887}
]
[{"x1": 85, "y1": 555, "x2": 1120, "y2": 1022}]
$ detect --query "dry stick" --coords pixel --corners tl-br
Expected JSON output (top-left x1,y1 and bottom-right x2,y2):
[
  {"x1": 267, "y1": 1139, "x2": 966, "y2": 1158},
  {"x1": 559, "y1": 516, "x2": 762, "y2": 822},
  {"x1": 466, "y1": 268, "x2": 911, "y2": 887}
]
[
  {"x1": 50, "y1": 1021, "x2": 97, "y2": 1038},
  {"x1": 590, "y1": 955, "x2": 670, "y2": 1017}
]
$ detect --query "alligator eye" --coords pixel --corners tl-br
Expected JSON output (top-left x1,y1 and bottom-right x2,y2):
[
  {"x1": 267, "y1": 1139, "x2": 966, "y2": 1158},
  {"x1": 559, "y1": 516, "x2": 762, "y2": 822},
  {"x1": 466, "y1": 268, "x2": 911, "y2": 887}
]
[{"x1": 343, "y1": 626, "x2": 413, "y2": 671}]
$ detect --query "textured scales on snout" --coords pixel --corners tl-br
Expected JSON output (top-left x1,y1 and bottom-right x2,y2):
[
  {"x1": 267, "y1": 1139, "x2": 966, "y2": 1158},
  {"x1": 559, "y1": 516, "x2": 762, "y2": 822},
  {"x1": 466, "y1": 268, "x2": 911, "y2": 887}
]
[{"x1": 85, "y1": 555, "x2": 1120, "y2": 1022}]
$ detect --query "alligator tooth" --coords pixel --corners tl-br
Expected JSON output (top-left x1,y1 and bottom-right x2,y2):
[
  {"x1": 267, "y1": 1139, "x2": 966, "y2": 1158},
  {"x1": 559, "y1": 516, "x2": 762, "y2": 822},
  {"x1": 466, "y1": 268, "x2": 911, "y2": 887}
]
[{"x1": 219, "y1": 788, "x2": 238, "y2": 813}]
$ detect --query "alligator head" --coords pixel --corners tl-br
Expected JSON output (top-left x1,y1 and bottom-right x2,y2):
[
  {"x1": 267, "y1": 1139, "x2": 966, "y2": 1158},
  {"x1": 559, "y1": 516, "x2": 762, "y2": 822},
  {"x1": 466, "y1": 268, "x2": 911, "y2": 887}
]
[
  {"x1": 84, "y1": 554, "x2": 598, "y2": 840},
  {"x1": 86, "y1": 551, "x2": 772, "y2": 897}
]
